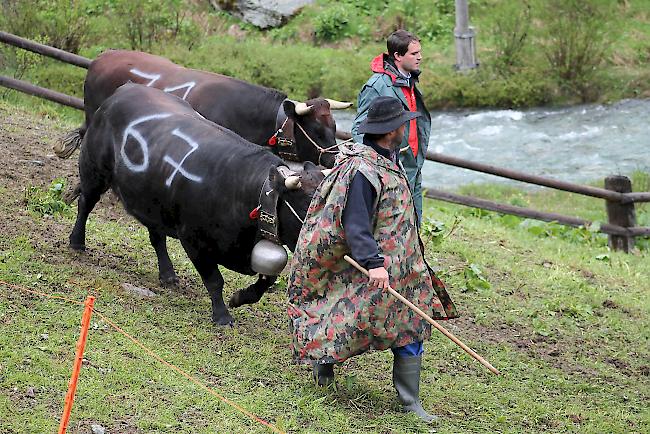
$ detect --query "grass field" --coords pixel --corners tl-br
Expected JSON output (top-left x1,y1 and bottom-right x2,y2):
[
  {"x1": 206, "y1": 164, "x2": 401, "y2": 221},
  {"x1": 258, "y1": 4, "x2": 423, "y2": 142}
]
[{"x1": 0, "y1": 100, "x2": 648, "y2": 433}]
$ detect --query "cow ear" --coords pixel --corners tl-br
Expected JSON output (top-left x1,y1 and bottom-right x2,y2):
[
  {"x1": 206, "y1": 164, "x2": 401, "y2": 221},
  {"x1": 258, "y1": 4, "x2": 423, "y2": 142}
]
[
  {"x1": 269, "y1": 165, "x2": 283, "y2": 189},
  {"x1": 302, "y1": 161, "x2": 317, "y2": 171},
  {"x1": 283, "y1": 100, "x2": 297, "y2": 120}
]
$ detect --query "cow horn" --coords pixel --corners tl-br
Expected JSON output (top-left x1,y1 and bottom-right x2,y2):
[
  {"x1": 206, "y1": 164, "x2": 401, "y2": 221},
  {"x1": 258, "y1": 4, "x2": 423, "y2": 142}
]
[
  {"x1": 325, "y1": 99, "x2": 353, "y2": 110},
  {"x1": 321, "y1": 169, "x2": 332, "y2": 176},
  {"x1": 284, "y1": 175, "x2": 302, "y2": 190},
  {"x1": 294, "y1": 102, "x2": 314, "y2": 115}
]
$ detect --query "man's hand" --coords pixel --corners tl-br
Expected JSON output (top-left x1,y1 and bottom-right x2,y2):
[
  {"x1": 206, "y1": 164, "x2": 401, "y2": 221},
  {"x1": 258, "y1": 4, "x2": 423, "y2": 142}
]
[{"x1": 368, "y1": 266, "x2": 389, "y2": 290}]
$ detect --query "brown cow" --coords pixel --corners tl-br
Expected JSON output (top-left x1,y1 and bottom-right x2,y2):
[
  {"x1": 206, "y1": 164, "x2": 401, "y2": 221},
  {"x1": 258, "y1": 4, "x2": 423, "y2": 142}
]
[{"x1": 57, "y1": 49, "x2": 351, "y2": 168}]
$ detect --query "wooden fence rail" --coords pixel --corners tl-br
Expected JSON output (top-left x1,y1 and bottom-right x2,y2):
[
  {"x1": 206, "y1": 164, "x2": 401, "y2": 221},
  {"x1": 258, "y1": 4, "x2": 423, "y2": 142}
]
[
  {"x1": 424, "y1": 188, "x2": 650, "y2": 237},
  {"x1": 0, "y1": 75, "x2": 84, "y2": 110},
  {"x1": 426, "y1": 151, "x2": 650, "y2": 204},
  {"x1": 1, "y1": 31, "x2": 648, "y2": 252},
  {"x1": 0, "y1": 31, "x2": 91, "y2": 69}
]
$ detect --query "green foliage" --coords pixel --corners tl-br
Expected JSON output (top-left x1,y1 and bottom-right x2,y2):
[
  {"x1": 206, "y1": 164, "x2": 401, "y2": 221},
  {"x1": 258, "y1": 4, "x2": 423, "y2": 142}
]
[
  {"x1": 0, "y1": 0, "x2": 95, "y2": 53},
  {"x1": 540, "y1": 0, "x2": 613, "y2": 102},
  {"x1": 421, "y1": 217, "x2": 447, "y2": 245},
  {"x1": 490, "y1": 1, "x2": 532, "y2": 76},
  {"x1": 8, "y1": 36, "x2": 45, "y2": 81},
  {"x1": 462, "y1": 263, "x2": 491, "y2": 292},
  {"x1": 2, "y1": 0, "x2": 650, "y2": 109},
  {"x1": 427, "y1": 65, "x2": 554, "y2": 108},
  {"x1": 104, "y1": 0, "x2": 202, "y2": 51},
  {"x1": 519, "y1": 219, "x2": 608, "y2": 247},
  {"x1": 390, "y1": 0, "x2": 455, "y2": 41},
  {"x1": 23, "y1": 178, "x2": 70, "y2": 217},
  {"x1": 177, "y1": 37, "x2": 369, "y2": 102},
  {"x1": 313, "y1": 5, "x2": 350, "y2": 42}
]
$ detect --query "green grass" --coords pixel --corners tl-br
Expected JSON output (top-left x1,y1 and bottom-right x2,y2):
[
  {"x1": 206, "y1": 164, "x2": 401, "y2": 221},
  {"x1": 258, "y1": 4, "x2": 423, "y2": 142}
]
[{"x1": 1, "y1": 102, "x2": 649, "y2": 433}]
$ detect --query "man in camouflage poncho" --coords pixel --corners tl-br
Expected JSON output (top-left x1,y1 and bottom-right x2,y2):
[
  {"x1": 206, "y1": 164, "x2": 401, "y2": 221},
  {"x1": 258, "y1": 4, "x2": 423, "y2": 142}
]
[{"x1": 288, "y1": 96, "x2": 457, "y2": 423}]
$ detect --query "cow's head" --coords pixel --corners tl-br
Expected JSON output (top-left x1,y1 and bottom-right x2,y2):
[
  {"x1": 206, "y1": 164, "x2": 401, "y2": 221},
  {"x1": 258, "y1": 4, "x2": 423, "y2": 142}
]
[
  {"x1": 282, "y1": 98, "x2": 351, "y2": 169},
  {"x1": 270, "y1": 162, "x2": 326, "y2": 250}
]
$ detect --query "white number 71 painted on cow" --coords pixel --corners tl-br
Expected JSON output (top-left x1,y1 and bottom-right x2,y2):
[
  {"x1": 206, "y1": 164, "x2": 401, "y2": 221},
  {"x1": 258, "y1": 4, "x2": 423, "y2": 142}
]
[{"x1": 130, "y1": 68, "x2": 196, "y2": 101}]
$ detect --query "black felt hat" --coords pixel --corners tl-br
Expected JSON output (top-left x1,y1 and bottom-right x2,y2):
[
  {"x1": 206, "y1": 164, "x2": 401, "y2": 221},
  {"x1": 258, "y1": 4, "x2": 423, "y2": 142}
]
[{"x1": 357, "y1": 96, "x2": 421, "y2": 134}]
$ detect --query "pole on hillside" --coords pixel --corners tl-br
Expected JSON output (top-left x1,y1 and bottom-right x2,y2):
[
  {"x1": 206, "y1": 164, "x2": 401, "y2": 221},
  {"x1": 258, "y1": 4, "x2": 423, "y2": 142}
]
[
  {"x1": 454, "y1": 0, "x2": 478, "y2": 71},
  {"x1": 605, "y1": 175, "x2": 636, "y2": 252}
]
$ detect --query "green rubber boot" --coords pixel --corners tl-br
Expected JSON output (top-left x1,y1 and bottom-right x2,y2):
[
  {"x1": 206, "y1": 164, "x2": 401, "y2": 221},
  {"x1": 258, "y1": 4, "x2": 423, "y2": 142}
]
[{"x1": 392, "y1": 355, "x2": 439, "y2": 423}]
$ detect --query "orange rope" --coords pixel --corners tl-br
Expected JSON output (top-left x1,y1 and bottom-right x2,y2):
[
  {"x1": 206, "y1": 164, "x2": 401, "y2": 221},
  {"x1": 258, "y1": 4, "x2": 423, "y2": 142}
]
[
  {"x1": 1, "y1": 280, "x2": 286, "y2": 434},
  {"x1": 0, "y1": 279, "x2": 85, "y2": 305},
  {"x1": 93, "y1": 310, "x2": 285, "y2": 434}
]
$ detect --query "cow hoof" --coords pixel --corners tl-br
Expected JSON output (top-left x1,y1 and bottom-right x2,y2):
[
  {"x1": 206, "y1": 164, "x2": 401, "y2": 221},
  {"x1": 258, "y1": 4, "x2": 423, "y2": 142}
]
[
  {"x1": 228, "y1": 292, "x2": 243, "y2": 308},
  {"x1": 212, "y1": 314, "x2": 234, "y2": 327},
  {"x1": 228, "y1": 289, "x2": 261, "y2": 308},
  {"x1": 160, "y1": 274, "x2": 180, "y2": 287},
  {"x1": 69, "y1": 243, "x2": 86, "y2": 252}
]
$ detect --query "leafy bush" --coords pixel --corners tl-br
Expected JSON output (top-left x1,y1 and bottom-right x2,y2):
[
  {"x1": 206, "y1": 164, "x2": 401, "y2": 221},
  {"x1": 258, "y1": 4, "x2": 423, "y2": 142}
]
[
  {"x1": 106, "y1": 0, "x2": 202, "y2": 51},
  {"x1": 313, "y1": 6, "x2": 350, "y2": 42},
  {"x1": 490, "y1": 1, "x2": 532, "y2": 76},
  {"x1": 23, "y1": 178, "x2": 70, "y2": 217},
  {"x1": 387, "y1": 0, "x2": 454, "y2": 42},
  {"x1": 462, "y1": 263, "x2": 491, "y2": 292},
  {"x1": 540, "y1": 0, "x2": 613, "y2": 101},
  {"x1": 519, "y1": 219, "x2": 607, "y2": 246},
  {"x1": 0, "y1": 0, "x2": 93, "y2": 53},
  {"x1": 421, "y1": 218, "x2": 446, "y2": 244}
]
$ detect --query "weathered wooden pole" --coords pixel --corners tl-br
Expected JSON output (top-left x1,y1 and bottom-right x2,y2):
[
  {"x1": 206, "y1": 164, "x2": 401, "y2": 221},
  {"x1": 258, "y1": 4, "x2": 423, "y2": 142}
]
[
  {"x1": 454, "y1": 0, "x2": 478, "y2": 71},
  {"x1": 0, "y1": 31, "x2": 91, "y2": 69},
  {"x1": 605, "y1": 175, "x2": 636, "y2": 252},
  {"x1": 0, "y1": 75, "x2": 84, "y2": 110}
]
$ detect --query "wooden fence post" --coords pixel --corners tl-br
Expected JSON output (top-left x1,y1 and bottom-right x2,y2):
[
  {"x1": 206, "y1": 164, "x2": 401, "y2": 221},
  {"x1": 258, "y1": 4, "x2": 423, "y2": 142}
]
[{"x1": 605, "y1": 175, "x2": 636, "y2": 253}]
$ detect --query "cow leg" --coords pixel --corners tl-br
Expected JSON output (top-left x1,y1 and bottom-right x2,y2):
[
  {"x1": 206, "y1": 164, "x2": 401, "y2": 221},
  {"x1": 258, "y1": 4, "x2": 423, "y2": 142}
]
[
  {"x1": 229, "y1": 274, "x2": 276, "y2": 308},
  {"x1": 147, "y1": 229, "x2": 179, "y2": 286},
  {"x1": 181, "y1": 243, "x2": 234, "y2": 326},
  {"x1": 69, "y1": 190, "x2": 103, "y2": 251}
]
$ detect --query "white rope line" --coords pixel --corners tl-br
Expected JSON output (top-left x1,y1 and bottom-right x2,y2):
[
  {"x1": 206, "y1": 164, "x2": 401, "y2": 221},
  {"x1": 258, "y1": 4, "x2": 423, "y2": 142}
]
[
  {"x1": 294, "y1": 122, "x2": 341, "y2": 166},
  {"x1": 283, "y1": 199, "x2": 305, "y2": 224}
]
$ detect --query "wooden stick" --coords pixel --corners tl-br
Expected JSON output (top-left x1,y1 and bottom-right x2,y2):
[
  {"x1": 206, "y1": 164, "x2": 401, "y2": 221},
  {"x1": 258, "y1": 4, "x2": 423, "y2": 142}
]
[{"x1": 344, "y1": 255, "x2": 500, "y2": 375}]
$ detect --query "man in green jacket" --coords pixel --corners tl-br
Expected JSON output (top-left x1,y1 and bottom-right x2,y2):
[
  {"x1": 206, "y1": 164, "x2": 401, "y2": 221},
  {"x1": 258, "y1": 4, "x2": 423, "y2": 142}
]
[{"x1": 352, "y1": 29, "x2": 431, "y2": 224}]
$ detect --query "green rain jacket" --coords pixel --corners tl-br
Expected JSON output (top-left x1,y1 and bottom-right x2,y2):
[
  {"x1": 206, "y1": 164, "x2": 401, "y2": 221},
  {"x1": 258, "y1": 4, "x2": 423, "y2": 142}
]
[{"x1": 352, "y1": 53, "x2": 432, "y2": 222}]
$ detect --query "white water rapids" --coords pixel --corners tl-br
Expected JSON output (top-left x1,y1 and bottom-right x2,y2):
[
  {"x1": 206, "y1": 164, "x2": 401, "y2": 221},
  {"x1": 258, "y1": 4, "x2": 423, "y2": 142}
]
[{"x1": 334, "y1": 99, "x2": 650, "y2": 190}]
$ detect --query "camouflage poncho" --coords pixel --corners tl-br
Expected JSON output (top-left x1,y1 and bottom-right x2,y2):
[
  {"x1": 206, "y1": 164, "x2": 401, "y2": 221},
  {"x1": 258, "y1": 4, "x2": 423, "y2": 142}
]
[{"x1": 288, "y1": 143, "x2": 457, "y2": 364}]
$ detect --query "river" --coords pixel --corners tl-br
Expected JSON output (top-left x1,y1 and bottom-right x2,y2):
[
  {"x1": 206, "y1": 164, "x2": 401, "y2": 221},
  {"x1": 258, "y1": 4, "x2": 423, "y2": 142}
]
[{"x1": 333, "y1": 99, "x2": 650, "y2": 190}]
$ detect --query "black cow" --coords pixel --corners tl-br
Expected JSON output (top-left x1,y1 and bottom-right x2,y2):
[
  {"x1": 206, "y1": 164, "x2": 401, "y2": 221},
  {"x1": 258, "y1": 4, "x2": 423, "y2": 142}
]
[
  {"x1": 69, "y1": 83, "x2": 325, "y2": 325},
  {"x1": 57, "y1": 49, "x2": 351, "y2": 168}
]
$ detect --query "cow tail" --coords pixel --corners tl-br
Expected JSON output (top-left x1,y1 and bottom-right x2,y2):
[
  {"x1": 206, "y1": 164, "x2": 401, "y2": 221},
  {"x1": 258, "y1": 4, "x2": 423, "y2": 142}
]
[
  {"x1": 54, "y1": 124, "x2": 86, "y2": 159},
  {"x1": 62, "y1": 182, "x2": 81, "y2": 205}
]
